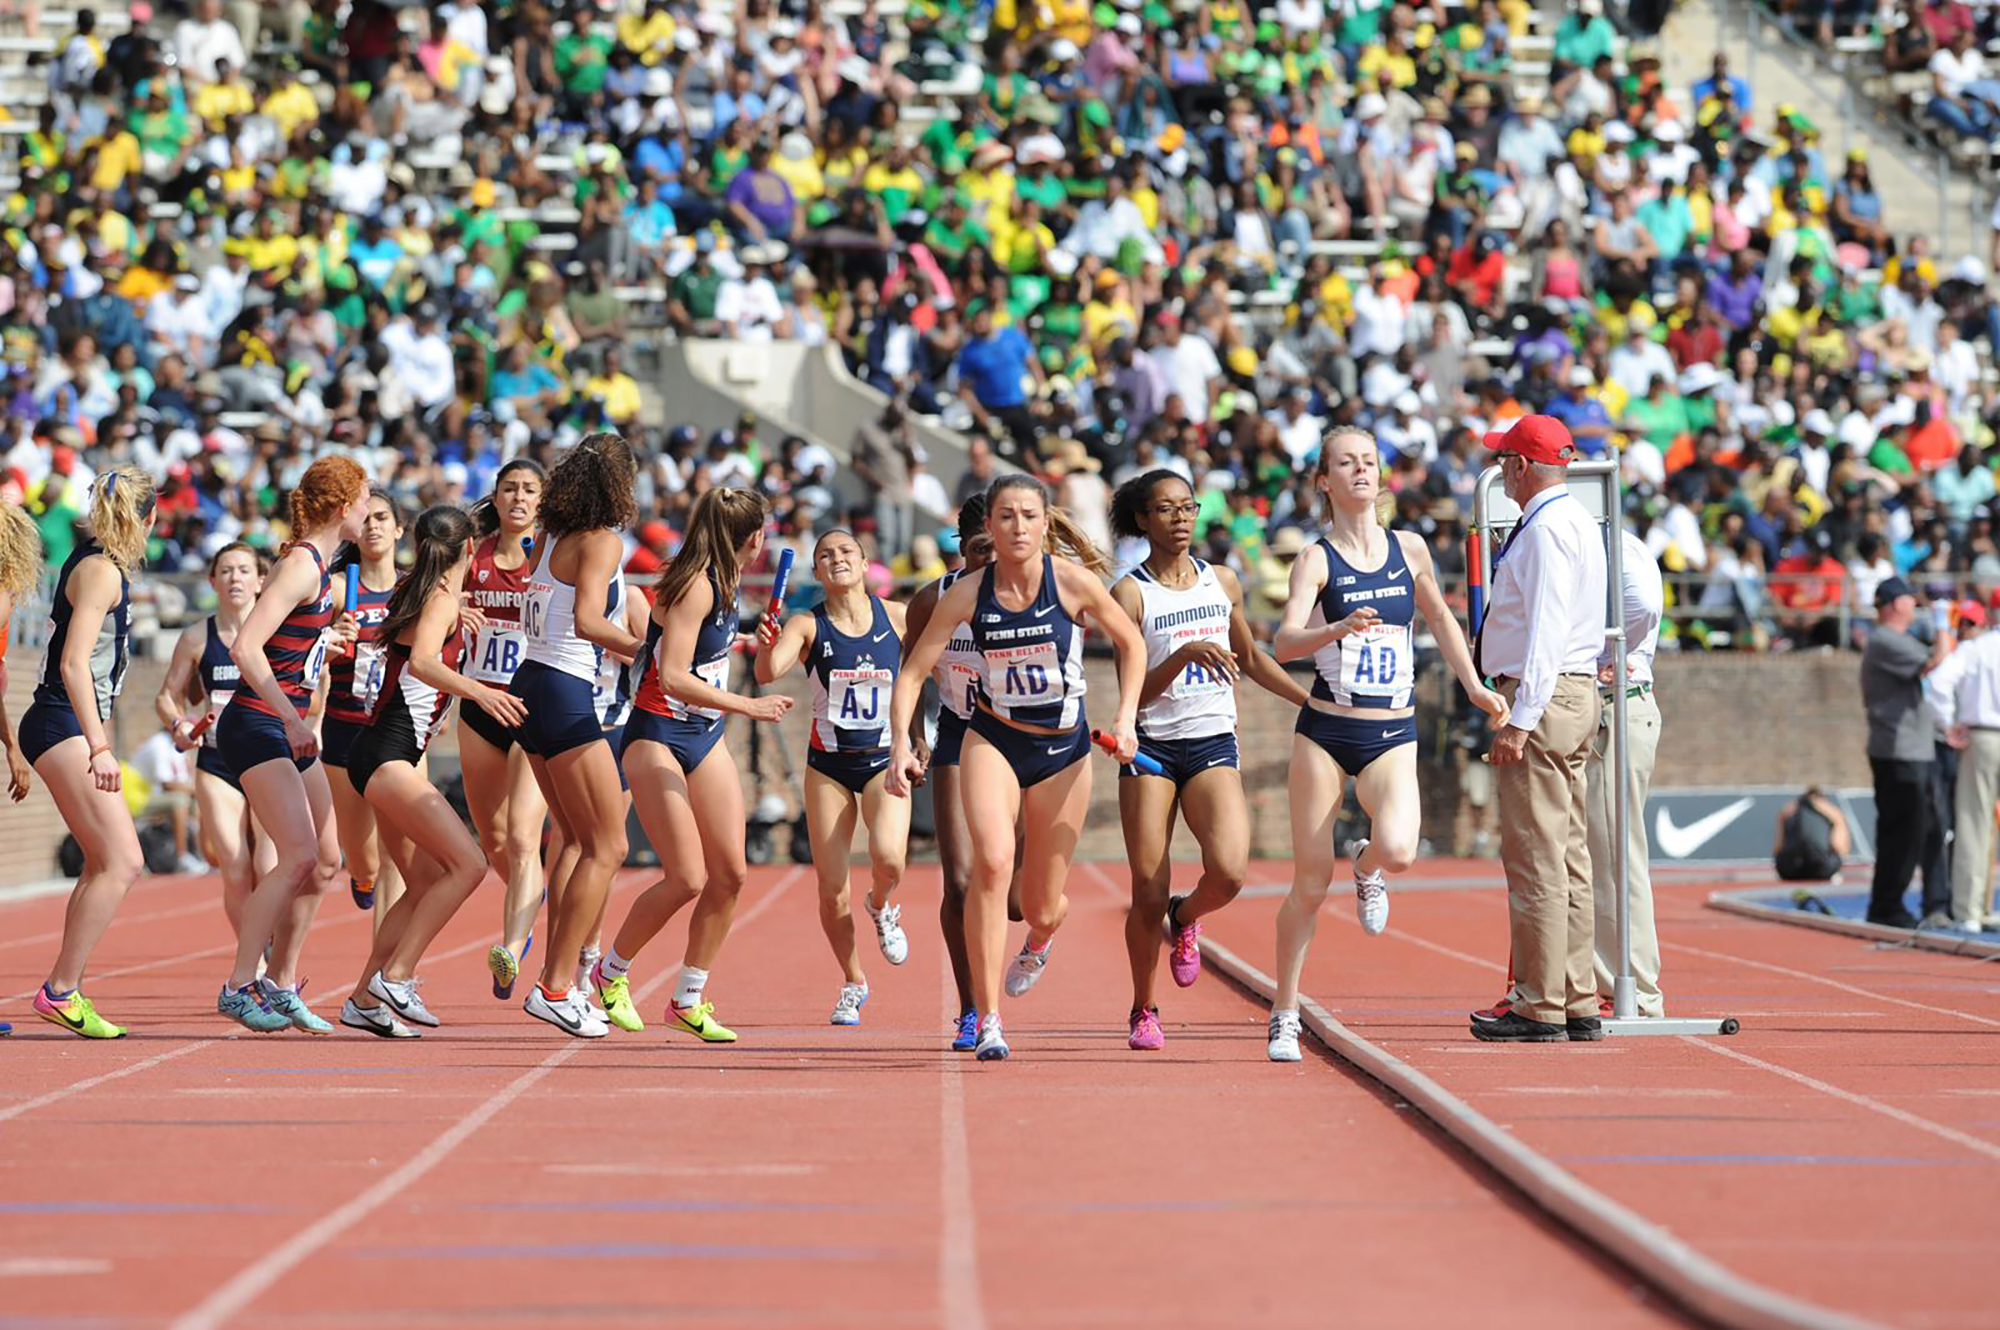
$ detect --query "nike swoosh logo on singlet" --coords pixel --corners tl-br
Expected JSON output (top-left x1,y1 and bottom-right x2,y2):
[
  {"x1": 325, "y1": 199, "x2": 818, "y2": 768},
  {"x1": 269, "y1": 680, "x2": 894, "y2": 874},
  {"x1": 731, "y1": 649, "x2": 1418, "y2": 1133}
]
[
  {"x1": 1387, "y1": 568, "x2": 1407, "y2": 581},
  {"x1": 872, "y1": 632, "x2": 891, "y2": 643},
  {"x1": 1033, "y1": 605, "x2": 1056, "y2": 618}
]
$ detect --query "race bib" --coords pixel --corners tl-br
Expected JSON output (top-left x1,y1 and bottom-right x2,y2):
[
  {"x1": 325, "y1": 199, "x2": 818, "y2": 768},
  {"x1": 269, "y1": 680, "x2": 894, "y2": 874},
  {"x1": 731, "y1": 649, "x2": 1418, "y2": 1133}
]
[
  {"x1": 986, "y1": 641, "x2": 1060, "y2": 707},
  {"x1": 1337, "y1": 623, "x2": 1409, "y2": 696},
  {"x1": 353, "y1": 641, "x2": 388, "y2": 709},
  {"x1": 1167, "y1": 631, "x2": 1233, "y2": 699},
  {"x1": 939, "y1": 662, "x2": 980, "y2": 718},
  {"x1": 302, "y1": 631, "x2": 329, "y2": 689},
  {"x1": 678, "y1": 655, "x2": 731, "y2": 721},
  {"x1": 830, "y1": 667, "x2": 892, "y2": 728},
  {"x1": 471, "y1": 625, "x2": 525, "y2": 681},
  {"x1": 523, "y1": 590, "x2": 550, "y2": 643},
  {"x1": 203, "y1": 690, "x2": 231, "y2": 748}
]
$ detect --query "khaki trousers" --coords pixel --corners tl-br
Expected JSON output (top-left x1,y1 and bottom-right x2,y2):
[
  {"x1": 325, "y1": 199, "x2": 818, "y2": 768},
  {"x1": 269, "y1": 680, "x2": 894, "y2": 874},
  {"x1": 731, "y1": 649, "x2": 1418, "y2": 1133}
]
[
  {"x1": 1496, "y1": 675, "x2": 1602, "y2": 1025},
  {"x1": 1950, "y1": 728, "x2": 2000, "y2": 924},
  {"x1": 1588, "y1": 689, "x2": 1663, "y2": 1015}
]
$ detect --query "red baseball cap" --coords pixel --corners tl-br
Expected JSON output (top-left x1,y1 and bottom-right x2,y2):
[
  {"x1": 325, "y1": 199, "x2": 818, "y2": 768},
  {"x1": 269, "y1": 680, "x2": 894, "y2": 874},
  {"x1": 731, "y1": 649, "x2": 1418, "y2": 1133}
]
[
  {"x1": 1484, "y1": 414, "x2": 1578, "y2": 466},
  {"x1": 1960, "y1": 599, "x2": 1988, "y2": 627}
]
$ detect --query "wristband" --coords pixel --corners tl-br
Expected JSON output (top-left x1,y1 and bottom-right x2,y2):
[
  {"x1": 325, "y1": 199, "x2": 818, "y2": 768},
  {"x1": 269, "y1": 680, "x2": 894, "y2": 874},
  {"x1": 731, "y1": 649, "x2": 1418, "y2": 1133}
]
[{"x1": 88, "y1": 743, "x2": 112, "y2": 760}]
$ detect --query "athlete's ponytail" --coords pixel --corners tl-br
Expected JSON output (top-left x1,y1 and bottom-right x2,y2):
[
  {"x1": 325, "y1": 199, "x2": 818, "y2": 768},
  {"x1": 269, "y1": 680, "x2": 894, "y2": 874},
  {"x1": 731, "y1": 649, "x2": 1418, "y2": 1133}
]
[
  {"x1": 0, "y1": 498, "x2": 42, "y2": 599},
  {"x1": 85, "y1": 464, "x2": 157, "y2": 572},
  {"x1": 653, "y1": 486, "x2": 770, "y2": 618},
  {"x1": 378, "y1": 505, "x2": 476, "y2": 650}
]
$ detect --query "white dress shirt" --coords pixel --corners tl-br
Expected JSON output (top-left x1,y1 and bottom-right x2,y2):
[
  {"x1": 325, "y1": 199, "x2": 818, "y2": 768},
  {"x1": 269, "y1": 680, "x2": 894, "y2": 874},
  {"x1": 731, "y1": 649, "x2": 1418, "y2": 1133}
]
[
  {"x1": 1927, "y1": 630, "x2": 2000, "y2": 730},
  {"x1": 1599, "y1": 529, "x2": 1663, "y2": 686},
  {"x1": 1480, "y1": 484, "x2": 1609, "y2": 732}
]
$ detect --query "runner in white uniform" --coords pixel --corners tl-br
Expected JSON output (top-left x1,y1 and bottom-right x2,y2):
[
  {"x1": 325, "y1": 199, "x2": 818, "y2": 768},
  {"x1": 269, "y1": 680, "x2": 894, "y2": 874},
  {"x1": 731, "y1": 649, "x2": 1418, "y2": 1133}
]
[{"x1": 1108, "y1": 470, "x2": 1307, "y2": 1051}]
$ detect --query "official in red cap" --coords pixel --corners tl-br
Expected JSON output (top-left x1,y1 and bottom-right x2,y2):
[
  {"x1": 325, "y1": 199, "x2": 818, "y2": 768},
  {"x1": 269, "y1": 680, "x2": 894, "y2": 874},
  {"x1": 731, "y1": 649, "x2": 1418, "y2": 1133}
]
[
  {"x1": 1930, "y1": 587, "x2": 2000, "y2": 928},
  {"x1": 1469, "y1": 414, "x2": 1610, "y2": 1042}
]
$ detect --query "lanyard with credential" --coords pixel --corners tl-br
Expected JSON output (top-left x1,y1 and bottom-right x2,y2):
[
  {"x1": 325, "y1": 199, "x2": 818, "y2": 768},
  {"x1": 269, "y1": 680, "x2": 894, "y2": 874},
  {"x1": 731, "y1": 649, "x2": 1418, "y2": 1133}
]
[{"x1": 1491, "y1": 492, "x2": 1571, "y2": 574}]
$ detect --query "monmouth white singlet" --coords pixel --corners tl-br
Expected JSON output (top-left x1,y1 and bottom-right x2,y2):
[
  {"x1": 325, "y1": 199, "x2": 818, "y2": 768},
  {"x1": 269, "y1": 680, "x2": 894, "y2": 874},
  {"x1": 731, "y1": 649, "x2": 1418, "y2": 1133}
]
[{"x1": 1131, "y1": 560, "x2": 1237, "y2": 741}]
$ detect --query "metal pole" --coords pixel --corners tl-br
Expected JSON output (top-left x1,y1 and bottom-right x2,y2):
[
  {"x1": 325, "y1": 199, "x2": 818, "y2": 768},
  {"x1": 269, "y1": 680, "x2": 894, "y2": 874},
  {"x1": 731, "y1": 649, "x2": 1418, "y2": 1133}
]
[{"x1": 1609, "y1": 499, "x2": 1637, "y2": 1022}]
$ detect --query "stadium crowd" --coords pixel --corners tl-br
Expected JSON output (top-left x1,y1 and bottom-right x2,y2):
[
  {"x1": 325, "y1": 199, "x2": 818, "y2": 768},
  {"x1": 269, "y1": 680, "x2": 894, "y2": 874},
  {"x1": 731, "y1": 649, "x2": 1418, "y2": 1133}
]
[{"x1": 4, "y1": 0, "x2": 2000, "y2": 650}]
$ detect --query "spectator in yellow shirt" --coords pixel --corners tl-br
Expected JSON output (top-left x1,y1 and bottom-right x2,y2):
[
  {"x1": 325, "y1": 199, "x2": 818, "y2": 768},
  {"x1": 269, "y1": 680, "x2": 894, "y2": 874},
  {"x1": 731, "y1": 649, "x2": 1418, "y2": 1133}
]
[
  {"x1": 193, "y1": 62, "x2": 255, "y2": 129},
  {"x1": 88, "y1": 128, "x2": 143, "y2": 194},
  {"x1": 585, "y1": 346, "x2": 643, "y2": 425},
  {"x1": 260, "y1": 67, "x2": 321, "y2": 141},
  {"x1": 1082, "y1": 270, "x2": 1138, "y2": 348},
  {"x1": 771, "y1": 131, "x2": 824, "y2": 202},
  {"x1": 619, "y1": 2, "x2": 677, "y2": 63}
]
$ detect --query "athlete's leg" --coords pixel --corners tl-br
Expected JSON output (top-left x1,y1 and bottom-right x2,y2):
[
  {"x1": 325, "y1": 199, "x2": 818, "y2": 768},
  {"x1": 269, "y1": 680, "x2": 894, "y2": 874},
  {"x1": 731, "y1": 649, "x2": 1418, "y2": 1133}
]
[
  {"x1": 1119, "y1": 770, "x2": 1179, "y2": 1013},
  {"x1": 197, "y1": 770, "x2": 253, "y2": 938},
  {"x1": 1015, "y1": 758, "x2": 1089, "y2": 949},
  {"x1": 228, "y1": 761, "x2": 322, "y2": 989},
  {"x1": 933, "y1": 764, "x2": 976, "y2": 1016},
  {"x1": 265, "y1": 760, "x2": 342, "y2": 989},
  {"x1": 354, "y1": 765, "x2": 490, "y2": 992},
  {"x1": 606, "y1": 742, "x2": 703, "y2": 962},
  {"x1": 499, "y1": 743, "x2": 550, "y2": 956},
  {"x1": 1274, "y1": 733, "x2": 1346, "y2": 1013},
  {"x1": 531, "y1": 741, "x2": 627, "y2": 993},
  {"x1": 35, "y1": 737, "x2": 146, "y2": 993},
  {"x1": 1176, "y1": 765, "x2": 1251, "y2": 922},
  {"x1": 679, "y1": 744, "x2": 751, "y2": 971},
  {"x1": 805, "y1": 767, "x2": 866, "y2": 984},
  {"x1": 1352, "y1": 743, "x2": 1421, "y2": 876},
  {"x1": 327, "y1": 759, "x2": 380, "y2": 909},
  {"x1": 857, "y1": 768, "x2": 910, "y2": 915},
  {"x1": 959, "y1": 732, "x2": 1026, "y2": 1017}
]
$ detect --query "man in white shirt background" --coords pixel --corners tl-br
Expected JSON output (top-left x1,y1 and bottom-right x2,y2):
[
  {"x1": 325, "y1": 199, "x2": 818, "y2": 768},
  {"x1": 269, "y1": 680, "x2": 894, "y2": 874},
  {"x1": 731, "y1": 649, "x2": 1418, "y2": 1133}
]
[
  {"x1": 1929, "y1": 600, "x2": 2000, "y2": 929},
  {"x1": 1588, "y1": 526, "x2": 1667, "y2": 1016},
  {"x1": 1472, "y1": 415, "x2": 1609, "y2": 1042}
]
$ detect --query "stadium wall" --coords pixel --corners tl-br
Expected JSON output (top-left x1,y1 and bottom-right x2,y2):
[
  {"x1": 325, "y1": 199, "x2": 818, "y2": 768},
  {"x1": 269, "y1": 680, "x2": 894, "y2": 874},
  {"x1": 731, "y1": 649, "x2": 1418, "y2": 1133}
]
[{"x1": 0, "y1": 649, "x2": 1872, "y2": 887}]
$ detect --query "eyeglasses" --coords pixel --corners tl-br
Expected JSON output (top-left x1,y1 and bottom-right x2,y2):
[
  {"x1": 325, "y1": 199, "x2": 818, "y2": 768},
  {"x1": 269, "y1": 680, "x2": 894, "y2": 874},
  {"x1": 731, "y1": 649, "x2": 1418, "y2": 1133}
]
[{"x1": 1149, "y1": 501, "x2": 1200, "y2": 518}]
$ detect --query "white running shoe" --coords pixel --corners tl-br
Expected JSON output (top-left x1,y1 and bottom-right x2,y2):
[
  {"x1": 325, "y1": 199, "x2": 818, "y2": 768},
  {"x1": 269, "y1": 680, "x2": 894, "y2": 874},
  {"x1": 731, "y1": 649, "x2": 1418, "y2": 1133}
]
[
  {"x1": 368, "y1": 971, "x2": 441, "y2": 1028},
  {"x1": 1268, "y1": 1009, "x2": 1303, "y2": 1062},
  {"x1": 524, "y1": 985, "x2": 609, "y2": 1038},
  {"x1": 574, "y1": 987, "x2": 609, "y2": 1025},
  {"x1": 830, "y1": 983, "x2": 869, "y2": 1026},
  {"x1": 1351, "y1": 840, "x2": 1389, "y2": 936},
  {"x1": 576, "y1": 946, "x2": 603, "y2": 994},
  {"x1": 340, "y1": 998, "x2": 418, "y2": 1039},
  {"x1": 975, "y1": 1013, "x2": 1010, "y2": 1061},
  {"x1": 865, "y1": 898, "x2": 909, "y2": 965},
  {"x1": 1004, "y1": 941, "x2": 1052, "y2": 997}
]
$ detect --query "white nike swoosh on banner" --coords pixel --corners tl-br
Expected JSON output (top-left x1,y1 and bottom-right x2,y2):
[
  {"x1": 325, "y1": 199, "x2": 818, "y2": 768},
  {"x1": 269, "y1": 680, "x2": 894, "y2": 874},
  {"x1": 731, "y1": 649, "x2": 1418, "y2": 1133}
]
[{"x1": 1653, "y1": 797, "x2": 1755, "y2": 859}]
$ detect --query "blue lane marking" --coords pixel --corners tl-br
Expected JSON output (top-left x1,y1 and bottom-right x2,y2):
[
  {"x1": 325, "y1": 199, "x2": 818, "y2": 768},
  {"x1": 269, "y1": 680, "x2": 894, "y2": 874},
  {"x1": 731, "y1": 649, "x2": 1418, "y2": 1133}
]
[
  {"x1": 1562, "y1": 1154, "x2": 1960, "y2": 1167},
  {"x1": 348, "y1": 1242, "x2": 886, "y2": 1262},
  {"x1": 0, "y1": 1202, "x2": 285, "y2": 1214},
  {"x1": 465, "y1": 1200, "x2": 877, "y2": 1214}
]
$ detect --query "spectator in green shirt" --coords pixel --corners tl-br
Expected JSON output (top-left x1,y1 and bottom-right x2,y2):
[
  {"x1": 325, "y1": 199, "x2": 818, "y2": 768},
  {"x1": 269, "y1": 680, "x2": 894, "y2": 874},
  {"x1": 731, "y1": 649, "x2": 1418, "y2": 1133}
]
[
  {"x1": 555, "y1": 23, "x2": 614, "y2": 99},
  {"x1": 1554, "y1": 0, "x2": 1617, "y2": 67},
  {"x1": 667, "y1": 232, "x2": 725, "y2": 336},
  {"x1": 923, "y1": 194, "x2": 991, "y2": 275}
]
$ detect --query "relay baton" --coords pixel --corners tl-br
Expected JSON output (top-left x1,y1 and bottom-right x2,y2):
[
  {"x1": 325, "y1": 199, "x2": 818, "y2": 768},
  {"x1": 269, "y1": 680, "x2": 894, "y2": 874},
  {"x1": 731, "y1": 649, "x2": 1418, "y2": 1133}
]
[
  {"x1": 1093, "y1": 729, "x2": 1162, "y2": 776},
  {"x1": 1466, "y1": 528, "x2": 1484, "y2": 636},
  {"x1": 186, "y1": 710, "x2": 216, "y2": 744},
  {"x1": 345, "y1": 563, "x2": 360, "y2": 613},
  {"x1": 768, "y1": 546, "x2": 796, "y2": 616}
]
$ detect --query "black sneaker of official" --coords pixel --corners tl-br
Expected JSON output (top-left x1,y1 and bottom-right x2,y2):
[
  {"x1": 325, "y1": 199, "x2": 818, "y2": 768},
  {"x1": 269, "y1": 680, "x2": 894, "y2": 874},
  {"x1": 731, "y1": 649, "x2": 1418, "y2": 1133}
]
[
  {"x1": 1866, "y1": 908, "x2": 1921, "y2": 929},
  {"x1": 1470, "y1": 1011, "x2": 1567, "y2": 1043},
  {"x1": 1566, "y1": 1016, "x2": 1604, "y2": 1042}
]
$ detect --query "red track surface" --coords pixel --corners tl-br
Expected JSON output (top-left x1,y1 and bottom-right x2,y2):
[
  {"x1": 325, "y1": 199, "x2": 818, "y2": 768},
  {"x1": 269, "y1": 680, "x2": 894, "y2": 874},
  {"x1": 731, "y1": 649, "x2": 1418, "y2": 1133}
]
[
  {"x1": 0, "y1": 862, "x2": 1680, "y2": 1328},
  {"x1": 1192, "y1": 861, "x2": 2000, "y2": 1330}
]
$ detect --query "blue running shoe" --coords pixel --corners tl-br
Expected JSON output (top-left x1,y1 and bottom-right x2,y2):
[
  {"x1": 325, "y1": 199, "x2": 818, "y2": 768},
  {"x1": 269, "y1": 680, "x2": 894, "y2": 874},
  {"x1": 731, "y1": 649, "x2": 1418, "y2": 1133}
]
[
  {"x1": 219, "y1": 983, "x2": 291, "y2": 1033},
  {"x1": 350, "y1": 876, "x2": 374, "y2": 910},
  {"x1": 951, "y1": 1009, "x2": 978, "y2": 1052},
  {"x1": 0, "y1": 1021, "x2": 12, "y2": 1036}
]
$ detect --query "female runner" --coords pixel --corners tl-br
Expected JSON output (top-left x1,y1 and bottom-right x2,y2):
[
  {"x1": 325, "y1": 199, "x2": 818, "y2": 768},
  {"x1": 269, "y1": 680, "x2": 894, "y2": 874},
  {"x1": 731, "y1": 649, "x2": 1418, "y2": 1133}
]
[
  {"x1": 214, "y1": 455, "x2": 369, "y2": 1035},
  {"x1": 1266, "y1": 427, "x2": 1507, "y2": 1061},
  {"x1": 157, "y1": 542, "x2": 272, "y2": 938},
  {"x1": 338, "y1": 506, "x2": 533, "y2": 1037},
  {"x1": 754, "y1": 528, "x2": 912, "y2": 1026},
  {"x1": 592, "y1": 488, "x2": 791, "y2": 1041},
  {"x1": 324, "y1": 487, "x2": 405, "y2": 920},
  {"x1": 888, "y1": 474, "x2": 1147, "y2": 1061},
  {"x1": 461, "y1": 460, "x2": 552, "y2": 1000},
  {"x1": 899, "y1": 498, "x2": 1021, "y2": 1051},
  {"x1": 1108, "y1": 470, "x2": 1309, "y2": 1051},
  {"x1": 18, "y1": 467, "x2": 154, "y2": 1038},
  {"x1": 511, "y1": 433, "x2": 645, "y2": 1038}
]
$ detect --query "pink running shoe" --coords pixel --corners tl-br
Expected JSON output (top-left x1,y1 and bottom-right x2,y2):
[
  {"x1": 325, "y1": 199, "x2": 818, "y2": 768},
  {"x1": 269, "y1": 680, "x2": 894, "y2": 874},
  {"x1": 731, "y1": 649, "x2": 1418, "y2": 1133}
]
[
  {"x1": 1128, "y1": 1007, "x2": 1164, "y2": 1051},
  {"x1": 1167, "y1": 897, "x2": 1202, "y2": 988}
]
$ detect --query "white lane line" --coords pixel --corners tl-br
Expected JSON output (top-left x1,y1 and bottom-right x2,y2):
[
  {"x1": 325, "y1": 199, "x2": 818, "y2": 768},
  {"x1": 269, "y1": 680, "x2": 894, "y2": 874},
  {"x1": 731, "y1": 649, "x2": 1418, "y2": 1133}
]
[
  {"x1": 1663, "y1": 941, "x2": 2000, "y2": 1031},
  {"x1": 938, "y1": 929, "x2": 986, "y2": 1330},
  {"x1": 1686, "y1": 1038, "x2": 2000, "y2": 1164},
  {"x1": 170, "y1": 867, "x2": 803, "y2": 1330},
  {"x1": 0, "y1": 898, "x2": 220, "y2": 954},
  {"x1": 0, "y1": 1040, "x2": 224, "y2": 1125}
]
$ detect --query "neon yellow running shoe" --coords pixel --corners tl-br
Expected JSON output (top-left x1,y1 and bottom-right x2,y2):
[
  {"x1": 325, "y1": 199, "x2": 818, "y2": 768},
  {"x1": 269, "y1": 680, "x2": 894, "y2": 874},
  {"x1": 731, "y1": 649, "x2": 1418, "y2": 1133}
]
[
  {"x1": 34, "y1": 986, "x2": 126, "y2": 1039},
  {"x1": 670, "y1": 999, "x2": 736, "y2": 1043},
  {"x1": 594, "y1": 965, "x2": 644, "y2": 1033}
]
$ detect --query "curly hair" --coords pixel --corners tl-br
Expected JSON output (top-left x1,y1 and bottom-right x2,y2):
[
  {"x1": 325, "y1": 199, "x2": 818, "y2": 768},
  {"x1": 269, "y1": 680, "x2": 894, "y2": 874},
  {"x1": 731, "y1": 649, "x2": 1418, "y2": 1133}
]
[
  {"x1": 541, "y1": 432, "x2": 637, "y2": 539},
  {"x1": 0, "y1": 499, "x2": 41, "y2": 599},
  {"x1": 287, "y1": 454, "x2": 368, "y2": 539},
  {"x1": 86, "y1": 465, "x2": 158, "y2": 571},
  {"x1": 1108, "y1": 468, "x2": 1190, "y2": 542}
]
